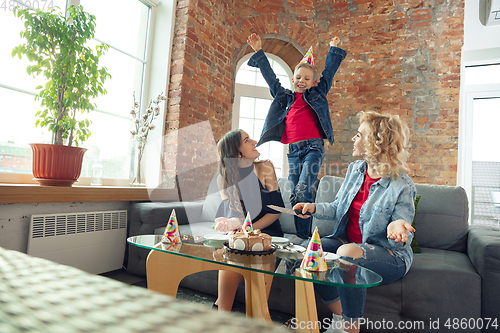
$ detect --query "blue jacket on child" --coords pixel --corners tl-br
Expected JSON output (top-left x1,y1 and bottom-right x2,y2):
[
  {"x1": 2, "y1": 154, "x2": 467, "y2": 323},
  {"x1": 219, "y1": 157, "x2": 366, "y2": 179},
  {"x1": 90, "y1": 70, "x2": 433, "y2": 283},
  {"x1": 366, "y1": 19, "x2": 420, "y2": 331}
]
[{"x1": 247, "y1": 46, "x2": 347, "y2": 146}]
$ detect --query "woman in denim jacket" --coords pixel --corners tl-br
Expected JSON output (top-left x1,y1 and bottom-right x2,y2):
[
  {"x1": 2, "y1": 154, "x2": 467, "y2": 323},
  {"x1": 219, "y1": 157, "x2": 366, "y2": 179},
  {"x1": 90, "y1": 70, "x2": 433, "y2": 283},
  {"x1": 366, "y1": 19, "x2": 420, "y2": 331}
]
[
  {"x1": 295, "y1": 111, "x2": 416, "y2": 333},
  {"x1": 247, "y1": 33, "x2": 347, "y2": 244}
]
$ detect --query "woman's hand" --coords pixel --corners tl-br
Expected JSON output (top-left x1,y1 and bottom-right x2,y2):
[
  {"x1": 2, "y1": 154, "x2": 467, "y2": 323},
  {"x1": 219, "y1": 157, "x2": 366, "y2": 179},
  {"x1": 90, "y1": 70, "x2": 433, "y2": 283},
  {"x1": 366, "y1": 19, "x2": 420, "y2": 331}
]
[
  {"x1": 293, "y1": 203, "x2": 316, "y2": 218},
  {"x1": 387, "y1": 219, "x2": 415, "y2": 243},
  {"x1": 214, "y1": 217, "x2": 241, "y2": 233},
  {"x1": 329, "y1": 36, "x2": 340, "y2": 47},
  {"x1": 247, "y1": 33, "x2": 262, "y2": 52}
]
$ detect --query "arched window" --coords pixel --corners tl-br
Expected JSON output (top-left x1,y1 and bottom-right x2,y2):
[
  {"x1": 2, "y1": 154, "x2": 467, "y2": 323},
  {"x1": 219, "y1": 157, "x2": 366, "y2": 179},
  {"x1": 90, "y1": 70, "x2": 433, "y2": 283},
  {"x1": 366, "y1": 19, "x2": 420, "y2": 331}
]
[{"x1": 233, "y1": 53, "x2": 293, "y2": 178}]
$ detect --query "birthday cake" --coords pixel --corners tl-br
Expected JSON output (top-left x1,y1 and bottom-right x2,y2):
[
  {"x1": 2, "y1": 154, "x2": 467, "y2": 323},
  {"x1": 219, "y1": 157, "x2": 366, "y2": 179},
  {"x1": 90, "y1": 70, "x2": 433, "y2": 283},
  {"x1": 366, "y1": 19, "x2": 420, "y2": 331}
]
[{"x1": 228, "y1": 229, "x2": 272, "y2": 252}]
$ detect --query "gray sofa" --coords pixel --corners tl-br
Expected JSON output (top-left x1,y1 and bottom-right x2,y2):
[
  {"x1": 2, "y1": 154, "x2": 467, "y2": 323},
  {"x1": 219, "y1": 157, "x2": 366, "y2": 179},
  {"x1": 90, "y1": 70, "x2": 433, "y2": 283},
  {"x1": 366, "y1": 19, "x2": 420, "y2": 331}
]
[{"x1": 127, "y1": 174, "x2": 500, "y2": 332}]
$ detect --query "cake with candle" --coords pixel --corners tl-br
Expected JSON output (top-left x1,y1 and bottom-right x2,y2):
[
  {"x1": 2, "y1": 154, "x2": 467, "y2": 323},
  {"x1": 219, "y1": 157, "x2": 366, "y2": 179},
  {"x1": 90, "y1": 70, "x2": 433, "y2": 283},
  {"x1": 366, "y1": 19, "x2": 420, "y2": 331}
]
[{"x1": 227, "y1": 212, "x2": 272, "y2": 252}]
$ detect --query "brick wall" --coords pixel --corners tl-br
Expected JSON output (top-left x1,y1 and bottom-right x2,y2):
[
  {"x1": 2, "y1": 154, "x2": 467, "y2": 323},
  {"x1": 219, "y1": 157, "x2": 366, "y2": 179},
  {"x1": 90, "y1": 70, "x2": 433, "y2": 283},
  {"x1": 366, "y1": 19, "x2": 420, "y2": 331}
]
[{"x1": 164, "y1": 0, "x2": 464, "y2": 197}]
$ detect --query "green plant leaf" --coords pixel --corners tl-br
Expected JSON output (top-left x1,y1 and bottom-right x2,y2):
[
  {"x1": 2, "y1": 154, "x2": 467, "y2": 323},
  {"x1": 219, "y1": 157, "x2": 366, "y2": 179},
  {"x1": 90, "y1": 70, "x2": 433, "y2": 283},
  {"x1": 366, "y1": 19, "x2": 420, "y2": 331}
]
[{"x1": 12, "y1": 4, "x2": 110, "y2": 147}]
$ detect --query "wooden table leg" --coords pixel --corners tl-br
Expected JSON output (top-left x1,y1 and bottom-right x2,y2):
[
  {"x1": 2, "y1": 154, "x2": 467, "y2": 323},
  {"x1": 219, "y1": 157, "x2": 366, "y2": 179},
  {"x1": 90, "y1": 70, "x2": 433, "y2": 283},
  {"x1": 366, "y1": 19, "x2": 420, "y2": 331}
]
[
  {"x1": 295, "y1": 280, "x2": 320, "y2": 333},
  {"x1": 243, "y1": 270, "x2": 272, "y2": 321},
  {"x1": 146, "y1": 249, "x2": 272, "y2": 322}
]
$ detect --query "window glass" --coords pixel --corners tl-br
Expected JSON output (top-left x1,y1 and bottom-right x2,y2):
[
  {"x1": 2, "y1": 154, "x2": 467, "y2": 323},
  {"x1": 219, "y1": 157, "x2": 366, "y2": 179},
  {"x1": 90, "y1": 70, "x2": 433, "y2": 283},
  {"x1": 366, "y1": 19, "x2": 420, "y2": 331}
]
[
  {"x1": 0, "y1": 89, "x2": 51, "y2": 145},
  {"x1": 471, "y1": 97, "x2": 500, "y2": 227},
  {"x1": 85, "y1": 40, "x2": 144, "y2": 118},
  {"x1": 0, "y1": 0, "x2": 150, "y2": 181},
  {"x1": 254, "y1": 98, "x2": 271, "y2": 120},
  {"x1": 239, "y1": 96, "x2": 255, "y2": 118},
  {"x1": 77, "y1": 1, "x2": 149, "y2": 179},
  {"x1": 238, "y1": 118, "x2": 254, "y2": 140},
  {"x1": 79, "y1": 0, "x2": 149, "y2": 60},
  {"x1": 0, "y1": 0, "x2": 67, "y2": 175},
  {"x1": 234, "y1": 55, "x2": 290, "y2": 178},
  {"x1": 236, "y1": 58, "x2": 291, "y2": 90},
  {"x1": 235, "y1": 68, "x2": 257, "y2": 86},
  {"x1": 80, "y1": 112, "x2": 133, "y2": 179}
]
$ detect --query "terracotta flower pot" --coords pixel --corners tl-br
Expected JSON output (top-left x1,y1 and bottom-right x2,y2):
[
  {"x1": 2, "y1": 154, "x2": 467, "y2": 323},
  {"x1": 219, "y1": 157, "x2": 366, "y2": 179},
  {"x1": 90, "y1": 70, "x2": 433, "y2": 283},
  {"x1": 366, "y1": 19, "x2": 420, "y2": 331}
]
[{"x1": 30, "y1": 143, "x2": 88, "y2": 187}]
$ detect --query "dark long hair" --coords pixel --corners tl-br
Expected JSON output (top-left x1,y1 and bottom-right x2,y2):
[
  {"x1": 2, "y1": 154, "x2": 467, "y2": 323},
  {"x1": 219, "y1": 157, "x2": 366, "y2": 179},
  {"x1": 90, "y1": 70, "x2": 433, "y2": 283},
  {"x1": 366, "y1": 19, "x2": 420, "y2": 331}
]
[{"x1": 217, "y1": 129, "x2": 245, "y2": 215}]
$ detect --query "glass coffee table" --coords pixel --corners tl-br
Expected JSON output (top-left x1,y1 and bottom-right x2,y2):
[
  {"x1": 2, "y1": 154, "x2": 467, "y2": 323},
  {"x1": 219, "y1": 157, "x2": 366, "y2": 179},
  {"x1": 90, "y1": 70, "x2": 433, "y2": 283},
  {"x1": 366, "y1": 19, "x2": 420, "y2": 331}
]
[{"x1": 128, "y1": 234, "x2": 382, "y2": 333}]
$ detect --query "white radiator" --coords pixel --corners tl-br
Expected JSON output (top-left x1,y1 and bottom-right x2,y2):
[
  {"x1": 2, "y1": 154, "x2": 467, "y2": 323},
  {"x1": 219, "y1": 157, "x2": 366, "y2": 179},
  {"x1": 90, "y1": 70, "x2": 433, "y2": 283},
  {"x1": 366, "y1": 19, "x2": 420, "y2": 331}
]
[{"x1": 28, "y1": 210, "x2": 127, "y2": 274}]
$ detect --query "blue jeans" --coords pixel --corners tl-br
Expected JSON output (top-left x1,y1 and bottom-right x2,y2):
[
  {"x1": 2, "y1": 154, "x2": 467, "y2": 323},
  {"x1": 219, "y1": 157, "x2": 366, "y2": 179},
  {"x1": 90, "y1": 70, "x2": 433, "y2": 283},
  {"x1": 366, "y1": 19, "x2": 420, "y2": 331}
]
[
  {"x1": 315, "y1": 236, "x2": 407, "y2": 322},
  {"x1": 287, "y1": 138, "x2": 324, "y2": 239}
]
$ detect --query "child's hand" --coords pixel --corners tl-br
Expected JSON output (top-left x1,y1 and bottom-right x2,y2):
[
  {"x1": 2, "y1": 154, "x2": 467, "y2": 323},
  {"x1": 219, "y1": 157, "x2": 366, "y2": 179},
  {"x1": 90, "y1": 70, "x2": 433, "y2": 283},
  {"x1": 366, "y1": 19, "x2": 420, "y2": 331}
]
[
  {"x1": 247, "y1": 33, "x2": 262, "y2": 52},
  {"x1": 329, "y1": 36, "x2": 340, "y2": 47}
]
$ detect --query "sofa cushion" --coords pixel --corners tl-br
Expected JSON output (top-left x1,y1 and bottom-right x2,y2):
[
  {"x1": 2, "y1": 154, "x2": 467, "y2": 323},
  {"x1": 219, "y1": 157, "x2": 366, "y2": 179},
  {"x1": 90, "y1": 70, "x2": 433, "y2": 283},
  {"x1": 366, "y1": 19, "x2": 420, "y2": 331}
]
[
  {"x1": 400, "y1": 248, "x2": 481, "y2": 330},
  {"x1": 414, "y1": 184, "x2": 469, "y2": 252},
  {"x1": 200, "y1": 173, "x2": 222, "y2": 222},
  {"x1": 467, "y1": 225, "x2": 500, "y2": 322},
  {"x1": 278, "y1": 178, "x2": 296, "y2": 234},
  {"x1": 155, "y1": 222, "x2": 215, "y2": 238},
  {"x1": 364, "y1": 248, "x2": 481, "y2": 332},
  {"x1": 411, "y1": 194, "x2": 422, "y2": 253}
]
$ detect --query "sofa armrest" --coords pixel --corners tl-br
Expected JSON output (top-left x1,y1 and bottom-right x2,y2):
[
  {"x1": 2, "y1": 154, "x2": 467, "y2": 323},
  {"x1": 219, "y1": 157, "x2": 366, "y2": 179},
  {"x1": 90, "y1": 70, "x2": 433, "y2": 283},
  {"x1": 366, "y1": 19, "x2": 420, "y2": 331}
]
[
  {"x1": 126, "y1": 200, "x2": 205, "y2": 276},
  {"x1": 129, "y1": 200, "x2": 204, "y2": 236},
  {"x1": 467, "y1": 225, "x2": 500, "y2": 322}
]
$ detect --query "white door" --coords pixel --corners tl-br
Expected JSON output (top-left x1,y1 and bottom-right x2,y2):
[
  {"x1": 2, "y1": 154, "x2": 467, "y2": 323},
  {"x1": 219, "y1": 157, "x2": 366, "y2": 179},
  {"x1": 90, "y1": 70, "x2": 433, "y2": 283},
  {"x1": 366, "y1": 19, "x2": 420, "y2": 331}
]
[{"x1": 463, "y1": 93, "x2": 500, "y2": 227}]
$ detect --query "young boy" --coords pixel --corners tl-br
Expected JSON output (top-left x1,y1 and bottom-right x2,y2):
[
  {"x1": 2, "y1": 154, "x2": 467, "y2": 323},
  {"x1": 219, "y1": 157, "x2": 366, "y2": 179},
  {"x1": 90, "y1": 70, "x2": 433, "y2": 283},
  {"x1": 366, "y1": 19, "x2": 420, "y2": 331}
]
[{"x1": 247, "y1": 33, "x2": 347, "y2": 244}]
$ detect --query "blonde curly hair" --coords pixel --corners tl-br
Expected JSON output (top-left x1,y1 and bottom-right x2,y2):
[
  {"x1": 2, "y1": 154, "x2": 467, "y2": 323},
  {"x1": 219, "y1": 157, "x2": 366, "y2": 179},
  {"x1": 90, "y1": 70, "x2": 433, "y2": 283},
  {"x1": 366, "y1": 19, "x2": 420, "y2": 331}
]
[{"x1": 358, "y1": 111, "x2": 411, "y2": 179}]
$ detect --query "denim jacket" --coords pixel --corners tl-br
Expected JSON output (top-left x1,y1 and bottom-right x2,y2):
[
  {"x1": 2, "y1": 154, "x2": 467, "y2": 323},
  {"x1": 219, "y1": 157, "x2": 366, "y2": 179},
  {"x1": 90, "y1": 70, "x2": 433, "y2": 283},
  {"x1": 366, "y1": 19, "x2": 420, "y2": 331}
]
[
  {"x1": 314, "y1": 160, "x2": 417, "y2": 273},
  {"x1": 247, "y1": 47, "x2": 347, "y2": 146}
]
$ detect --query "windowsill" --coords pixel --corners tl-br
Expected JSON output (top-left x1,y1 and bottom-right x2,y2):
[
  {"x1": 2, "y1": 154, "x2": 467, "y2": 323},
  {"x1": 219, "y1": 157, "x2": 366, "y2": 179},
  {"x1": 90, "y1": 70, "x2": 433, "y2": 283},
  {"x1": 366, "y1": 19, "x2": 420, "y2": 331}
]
[{"x1": 0, "y1": 183, "x2": 178, "y2": 204}]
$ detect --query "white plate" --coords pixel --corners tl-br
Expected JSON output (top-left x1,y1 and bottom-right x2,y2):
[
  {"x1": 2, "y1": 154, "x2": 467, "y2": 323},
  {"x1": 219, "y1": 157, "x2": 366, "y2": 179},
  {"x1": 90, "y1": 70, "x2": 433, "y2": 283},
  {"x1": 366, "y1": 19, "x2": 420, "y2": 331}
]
[
  {"x1": 271, "y1": 237, "x2": 290, "y2": 244},
  {"x1": 204, "y1": 241, "x2": 223, "y2": 248},
  {"x1": 325, "y1": 252, "x2": 340, "y2": 261},
  {"x1": 290, "y1": 245, "x2": 306, "y2": 252},
  {"x1": 204, "y1": 234, "x2": 230, "y2": 242}
]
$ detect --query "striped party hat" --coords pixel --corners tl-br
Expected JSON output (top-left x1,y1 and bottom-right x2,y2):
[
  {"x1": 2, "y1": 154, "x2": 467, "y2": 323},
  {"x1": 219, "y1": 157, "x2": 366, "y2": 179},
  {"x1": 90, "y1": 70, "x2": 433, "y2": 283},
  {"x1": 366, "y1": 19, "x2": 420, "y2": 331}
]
[
  {"x1": 300, "y1": 227, "x2": 327, "y2": 271},
  {"x1": 299, "y1": 46, "x2": 314, "y2": 65},
  {"x1": 242, "y1": 212, "x2": 253, "y2": 234},
  {"x1": 161, "y1": 209, "x2": 182, "y2": 243}
]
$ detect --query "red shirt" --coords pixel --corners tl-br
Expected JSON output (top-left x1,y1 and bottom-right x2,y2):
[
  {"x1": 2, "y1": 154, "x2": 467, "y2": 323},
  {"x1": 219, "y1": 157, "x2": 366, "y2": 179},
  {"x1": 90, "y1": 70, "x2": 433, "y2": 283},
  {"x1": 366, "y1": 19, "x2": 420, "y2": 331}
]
[
  {"x1": 281, "y1": 92, "x2": 323, "y2": 144},
  {"x1": 346, "y1": 173, "x2": 381, "y2": 243}
]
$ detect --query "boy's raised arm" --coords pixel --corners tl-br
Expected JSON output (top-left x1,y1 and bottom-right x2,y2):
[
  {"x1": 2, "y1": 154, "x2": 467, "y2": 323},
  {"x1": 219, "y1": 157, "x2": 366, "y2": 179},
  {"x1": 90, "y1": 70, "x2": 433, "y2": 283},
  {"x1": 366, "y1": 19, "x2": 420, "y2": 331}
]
[
  {"x1": 329, "y1": 36, "x2": 340, "y2": 48},
  {"x1": 247, "y1": 33, "x2": 262, "y2": 52}
]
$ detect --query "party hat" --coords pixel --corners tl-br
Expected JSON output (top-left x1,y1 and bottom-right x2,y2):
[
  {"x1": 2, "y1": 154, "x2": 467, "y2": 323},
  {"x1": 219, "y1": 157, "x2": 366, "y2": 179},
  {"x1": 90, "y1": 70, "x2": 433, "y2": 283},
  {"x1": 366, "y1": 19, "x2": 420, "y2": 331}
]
[
  {"x1": 242, "y1": 212, "x2": 253, "y2": 234},
  {"x1": 298, "y1": 267, "x2": 327, "y2": 281},
  {"x1": 300, "y1": 227, "x2": 327, "y2": 271},
  {"x1": 299, "y1": 46, "x2": 314, "y2": 66},
  {"x1": 161, "y1": 209, "x2": 182, "y2": 243}
]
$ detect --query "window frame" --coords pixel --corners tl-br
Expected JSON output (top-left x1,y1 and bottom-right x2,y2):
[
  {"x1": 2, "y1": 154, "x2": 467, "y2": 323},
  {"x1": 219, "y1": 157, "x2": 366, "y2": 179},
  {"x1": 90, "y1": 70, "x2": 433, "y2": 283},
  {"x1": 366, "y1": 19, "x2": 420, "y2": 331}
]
[
  {"x1": 0, "y1": 0, "x2": 175, "y2": 187},
  {"x1": 233, "y1": 52, "x2": 293, "y2": 177},
  {"x1": 458, "y1": 50, "x2": 500, "y2": 223}
]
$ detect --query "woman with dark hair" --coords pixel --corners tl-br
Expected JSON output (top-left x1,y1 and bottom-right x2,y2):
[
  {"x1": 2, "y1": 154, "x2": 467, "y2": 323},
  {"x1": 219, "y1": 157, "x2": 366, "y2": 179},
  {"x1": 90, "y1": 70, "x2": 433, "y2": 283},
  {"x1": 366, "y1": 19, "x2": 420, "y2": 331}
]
[
  {"x1": 213, "y1": 129, "x2": 284, "y2": 311},
  {"x1": 295, "y1": 111, "x2": 416, "y2": 333}
]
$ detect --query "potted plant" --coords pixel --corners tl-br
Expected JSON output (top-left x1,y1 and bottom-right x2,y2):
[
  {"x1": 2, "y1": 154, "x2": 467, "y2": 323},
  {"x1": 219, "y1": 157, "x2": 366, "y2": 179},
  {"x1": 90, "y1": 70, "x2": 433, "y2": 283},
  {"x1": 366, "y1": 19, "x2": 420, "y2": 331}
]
[{"x1": 12, "y1": 5, "x2": 111, "y2": 186}]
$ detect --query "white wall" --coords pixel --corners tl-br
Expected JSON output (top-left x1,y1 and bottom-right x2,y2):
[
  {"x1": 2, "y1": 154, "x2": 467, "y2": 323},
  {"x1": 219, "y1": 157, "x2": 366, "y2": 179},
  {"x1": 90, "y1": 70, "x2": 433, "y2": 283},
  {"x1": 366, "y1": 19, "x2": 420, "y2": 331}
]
[
  {"x1": 463, "y1": 0, "x2": 500, "y2": 61},
  {"x1": 0, "y1": 201, "x2": 130, "y2": 253}
]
